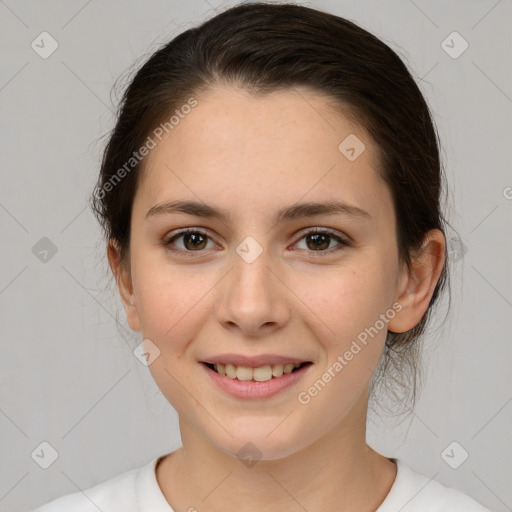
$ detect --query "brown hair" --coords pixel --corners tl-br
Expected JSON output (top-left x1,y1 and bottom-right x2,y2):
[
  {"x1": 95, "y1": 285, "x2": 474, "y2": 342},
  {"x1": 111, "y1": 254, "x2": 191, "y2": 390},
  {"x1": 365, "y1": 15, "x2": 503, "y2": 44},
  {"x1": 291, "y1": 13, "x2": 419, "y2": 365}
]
[{"x1": 90, "y1": 1, "x2": 450, "y2": 414}]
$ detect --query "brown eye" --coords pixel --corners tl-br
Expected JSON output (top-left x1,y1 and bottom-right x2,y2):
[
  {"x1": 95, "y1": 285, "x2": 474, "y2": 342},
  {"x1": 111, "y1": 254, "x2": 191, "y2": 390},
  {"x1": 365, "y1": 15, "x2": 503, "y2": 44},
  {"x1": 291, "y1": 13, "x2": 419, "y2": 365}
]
[
  {"x1": 182, "y1": 232, "x2": 208, "y2": 250},
  {"x1": 305, "y1": 233, "x2": 331, "y2": 250},
  {"x1": 294, "y1": 229, "x2": 349, "y2": 253},
  {"x1": 166, "y1": 229, "x2": 216, "y2": 252}
]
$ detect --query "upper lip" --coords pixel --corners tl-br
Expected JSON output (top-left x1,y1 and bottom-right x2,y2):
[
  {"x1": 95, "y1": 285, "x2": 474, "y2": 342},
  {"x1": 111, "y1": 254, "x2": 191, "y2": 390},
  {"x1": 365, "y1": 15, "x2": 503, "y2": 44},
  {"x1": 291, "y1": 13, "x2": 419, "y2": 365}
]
[{"x1": 201, "y1": 354, "x2": 311, "y2": 367}]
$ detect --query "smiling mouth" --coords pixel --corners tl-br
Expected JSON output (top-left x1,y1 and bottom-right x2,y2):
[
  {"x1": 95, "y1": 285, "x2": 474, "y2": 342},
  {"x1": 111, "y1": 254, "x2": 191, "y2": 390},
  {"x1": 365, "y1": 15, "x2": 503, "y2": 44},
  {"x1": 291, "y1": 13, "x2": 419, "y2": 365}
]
[{"x1": 203, "y1": 361, "x2": 312, "y2": 382}]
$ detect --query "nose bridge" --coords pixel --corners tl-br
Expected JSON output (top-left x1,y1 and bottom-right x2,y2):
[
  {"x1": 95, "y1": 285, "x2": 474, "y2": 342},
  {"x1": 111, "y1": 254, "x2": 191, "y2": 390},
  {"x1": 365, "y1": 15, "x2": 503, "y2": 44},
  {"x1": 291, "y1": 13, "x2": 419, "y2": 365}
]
[
  {"x1": 233, "y1": 244, "x2": 272, "y2": 298},
  {"x1": 215, "y1": 239, "x2": 289, "y2": 334}
]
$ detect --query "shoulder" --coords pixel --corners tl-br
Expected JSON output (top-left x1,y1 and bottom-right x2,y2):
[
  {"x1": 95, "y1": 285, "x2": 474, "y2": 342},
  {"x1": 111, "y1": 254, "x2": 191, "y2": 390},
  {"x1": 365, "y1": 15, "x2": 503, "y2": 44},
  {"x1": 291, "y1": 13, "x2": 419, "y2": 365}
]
[
  {"x1": 29, "y1": 463, "x2": 142, "y2": 512},
  {"x1": 378, "y1": 459, "x2": 492, "y2": 512}
]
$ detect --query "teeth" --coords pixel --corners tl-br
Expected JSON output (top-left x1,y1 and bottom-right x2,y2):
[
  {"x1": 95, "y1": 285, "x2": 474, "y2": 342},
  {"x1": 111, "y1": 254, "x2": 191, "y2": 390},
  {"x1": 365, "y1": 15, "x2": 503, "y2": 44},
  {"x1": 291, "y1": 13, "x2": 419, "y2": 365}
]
[
  {"x1": 225, "y1": 363, "x2": 237, "y2": 379},
  {"x1": 212, "y1": 362, "x2": 304, "y2": 381},
  {"x1": 236, "y1": 366, "x2": 253, "y2": 381},
  {"x1": 284, "y1": 363, "x2": 295, "y2": 374},
  {"x1": 253, "y1": 365, "x2": 273, "y2": 382},
  {"x1": 272, "y1": 364, "x2": 284, "y2": 377}
]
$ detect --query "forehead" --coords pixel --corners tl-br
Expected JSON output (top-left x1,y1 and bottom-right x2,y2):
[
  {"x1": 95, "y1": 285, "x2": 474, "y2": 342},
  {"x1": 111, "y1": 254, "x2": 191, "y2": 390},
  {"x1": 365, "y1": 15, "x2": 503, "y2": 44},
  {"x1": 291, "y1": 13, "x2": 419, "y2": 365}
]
[{"x1": 135, "y1": 85, "x2": 391, "y2": 222}]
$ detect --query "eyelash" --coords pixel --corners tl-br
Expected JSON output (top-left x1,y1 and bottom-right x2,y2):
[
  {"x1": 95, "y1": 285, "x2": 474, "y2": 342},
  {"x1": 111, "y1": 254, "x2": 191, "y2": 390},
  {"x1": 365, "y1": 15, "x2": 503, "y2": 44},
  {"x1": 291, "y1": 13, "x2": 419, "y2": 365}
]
[{"x1": 163, "y1": 227, "x2": 351, "y2": 258}]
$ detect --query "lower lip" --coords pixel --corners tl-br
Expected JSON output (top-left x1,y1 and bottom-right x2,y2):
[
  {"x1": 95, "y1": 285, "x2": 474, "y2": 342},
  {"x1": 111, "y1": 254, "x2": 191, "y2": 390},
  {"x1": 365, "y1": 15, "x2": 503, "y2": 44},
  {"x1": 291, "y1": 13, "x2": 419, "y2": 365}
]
[{"x1": 201, "y1": 363, "x2": 312, "y2": 400}]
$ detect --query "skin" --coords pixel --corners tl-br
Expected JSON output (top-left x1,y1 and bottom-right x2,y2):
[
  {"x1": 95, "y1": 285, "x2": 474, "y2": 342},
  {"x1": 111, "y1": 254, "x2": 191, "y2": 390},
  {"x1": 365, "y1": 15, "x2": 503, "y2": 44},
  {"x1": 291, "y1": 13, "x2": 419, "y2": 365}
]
[{"x1": 108, "y1": 85, "x2": 445, "y2": 511}]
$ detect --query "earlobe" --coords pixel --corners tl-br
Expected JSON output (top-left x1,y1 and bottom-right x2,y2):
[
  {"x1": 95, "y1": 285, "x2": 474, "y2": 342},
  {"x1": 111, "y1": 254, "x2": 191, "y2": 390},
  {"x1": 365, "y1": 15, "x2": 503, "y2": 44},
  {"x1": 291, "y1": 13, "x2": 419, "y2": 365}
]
[
  {"x1": 387, "y1": 229, "x2": 446, "y2": 334},
  {"x1": 107, "y1": 239, "x2": 141, "y2": 332}
]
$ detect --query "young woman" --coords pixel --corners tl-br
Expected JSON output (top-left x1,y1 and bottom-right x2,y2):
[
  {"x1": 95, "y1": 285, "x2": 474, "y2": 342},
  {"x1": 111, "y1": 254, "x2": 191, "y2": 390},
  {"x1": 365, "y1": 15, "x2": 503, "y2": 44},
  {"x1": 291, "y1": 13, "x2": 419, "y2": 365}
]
[{"x1": 32, "y1": 2, "x2": 492, "y2": 511}]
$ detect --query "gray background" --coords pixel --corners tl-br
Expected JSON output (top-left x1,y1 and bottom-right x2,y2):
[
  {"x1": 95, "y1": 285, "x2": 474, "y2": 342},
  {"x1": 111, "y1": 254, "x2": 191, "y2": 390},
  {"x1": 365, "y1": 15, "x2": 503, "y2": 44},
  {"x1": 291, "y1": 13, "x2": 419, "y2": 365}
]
[{"x1": 1, "y1": 0, "x2": 511, "y2": 510}]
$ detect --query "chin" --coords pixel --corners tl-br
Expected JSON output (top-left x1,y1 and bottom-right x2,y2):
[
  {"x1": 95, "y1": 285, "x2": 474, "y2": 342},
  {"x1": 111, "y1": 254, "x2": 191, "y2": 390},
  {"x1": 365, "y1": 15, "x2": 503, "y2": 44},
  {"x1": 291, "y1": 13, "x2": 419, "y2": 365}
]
[{"x1": 208, "y1": 420, "x2": 314, "y2": 463}]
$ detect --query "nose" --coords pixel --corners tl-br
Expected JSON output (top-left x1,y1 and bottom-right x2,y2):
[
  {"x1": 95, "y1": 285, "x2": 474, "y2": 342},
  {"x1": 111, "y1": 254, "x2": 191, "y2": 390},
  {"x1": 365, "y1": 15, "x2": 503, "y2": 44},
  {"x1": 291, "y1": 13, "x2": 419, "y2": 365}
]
[{"x1": 215, "y1": 248, "x2": 291, "y2": 337}]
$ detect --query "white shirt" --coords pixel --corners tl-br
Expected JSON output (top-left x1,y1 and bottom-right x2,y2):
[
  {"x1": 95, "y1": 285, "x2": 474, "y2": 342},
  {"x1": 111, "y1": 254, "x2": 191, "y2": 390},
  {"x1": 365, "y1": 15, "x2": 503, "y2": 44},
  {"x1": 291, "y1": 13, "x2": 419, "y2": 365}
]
[{"x1": 31, "y1": 455, "x2": 492, "y2": 511}]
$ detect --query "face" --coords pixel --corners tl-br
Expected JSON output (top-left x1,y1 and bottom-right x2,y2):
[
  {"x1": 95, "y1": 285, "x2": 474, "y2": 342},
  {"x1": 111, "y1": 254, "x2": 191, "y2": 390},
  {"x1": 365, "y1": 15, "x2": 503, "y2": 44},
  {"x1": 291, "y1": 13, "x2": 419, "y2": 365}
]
[{"x1": 113, "y1": 85, "x2": 422, "y2": 461}]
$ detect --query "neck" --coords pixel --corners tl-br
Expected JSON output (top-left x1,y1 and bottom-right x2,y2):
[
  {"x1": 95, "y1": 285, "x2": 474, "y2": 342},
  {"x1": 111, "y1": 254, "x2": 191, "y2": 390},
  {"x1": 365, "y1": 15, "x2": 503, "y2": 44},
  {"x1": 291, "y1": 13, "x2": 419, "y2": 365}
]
[{"x1": 157, "y1": 399, "x2": 396, "y2": 512}]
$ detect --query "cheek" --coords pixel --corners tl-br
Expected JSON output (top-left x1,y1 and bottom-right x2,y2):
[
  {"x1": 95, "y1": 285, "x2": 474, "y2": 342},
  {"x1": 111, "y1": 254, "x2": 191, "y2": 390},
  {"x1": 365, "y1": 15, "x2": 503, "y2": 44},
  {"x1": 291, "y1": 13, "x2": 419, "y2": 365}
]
[
  {"x1": 131, "y1": 256, "x2": 209, "y2": 352},
  {"x1": 301, "y1": 263, "x2": 394, "y2": 344},
  {"x1": 133, "y1": 266, "x2": 213, "y2": 409},
  {"x1": 295, "y1": 267, "x2": 393, "y2": 421}
]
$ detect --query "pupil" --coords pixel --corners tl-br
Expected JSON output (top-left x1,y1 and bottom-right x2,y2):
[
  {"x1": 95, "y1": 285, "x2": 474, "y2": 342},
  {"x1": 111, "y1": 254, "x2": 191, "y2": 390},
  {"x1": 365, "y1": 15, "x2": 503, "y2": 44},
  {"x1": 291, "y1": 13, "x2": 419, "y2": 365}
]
[{"x1": 307, "y1": 233, "x2": 329, "y2": 250}]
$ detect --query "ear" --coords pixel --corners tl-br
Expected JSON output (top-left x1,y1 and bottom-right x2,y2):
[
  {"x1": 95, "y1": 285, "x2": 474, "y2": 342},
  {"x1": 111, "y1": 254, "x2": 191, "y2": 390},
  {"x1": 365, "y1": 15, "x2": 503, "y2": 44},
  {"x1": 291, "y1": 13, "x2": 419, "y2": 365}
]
[
  {"x1": 387, "y1": 229, "x2": 446, "y2": 334},
  {"x1": 107, "y1": 239, "x2": 141, "y2": 332}
]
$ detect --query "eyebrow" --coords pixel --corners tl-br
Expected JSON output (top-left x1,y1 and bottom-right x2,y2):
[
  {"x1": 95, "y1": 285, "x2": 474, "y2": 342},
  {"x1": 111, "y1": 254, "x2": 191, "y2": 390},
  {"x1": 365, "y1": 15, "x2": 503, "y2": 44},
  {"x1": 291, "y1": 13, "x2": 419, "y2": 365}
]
[{"x1": 145, "y1": 199, "x2": 371, "y2": 224}]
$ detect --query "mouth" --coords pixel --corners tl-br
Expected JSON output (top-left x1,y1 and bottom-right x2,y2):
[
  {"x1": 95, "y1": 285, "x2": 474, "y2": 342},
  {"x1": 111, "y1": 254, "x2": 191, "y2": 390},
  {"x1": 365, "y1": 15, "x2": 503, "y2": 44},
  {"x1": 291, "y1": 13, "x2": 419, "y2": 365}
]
[{"x1": 201, "y1": 361, "x2": 312, "y2": 382}]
